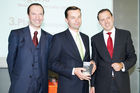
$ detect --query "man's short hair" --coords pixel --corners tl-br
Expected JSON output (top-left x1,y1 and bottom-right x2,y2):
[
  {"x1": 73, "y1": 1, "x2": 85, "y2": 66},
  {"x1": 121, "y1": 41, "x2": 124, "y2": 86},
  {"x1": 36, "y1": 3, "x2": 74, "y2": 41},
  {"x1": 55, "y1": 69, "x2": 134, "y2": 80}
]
[
  {"x1": 65, "y1": 6, "x2": 81, "y2": 18},
  {"x1": 97, "y1": 8, "x2": 113, "y2": 20},
  {"x1": 27, "y1": 3, "x2": 44, "y2": 15}
]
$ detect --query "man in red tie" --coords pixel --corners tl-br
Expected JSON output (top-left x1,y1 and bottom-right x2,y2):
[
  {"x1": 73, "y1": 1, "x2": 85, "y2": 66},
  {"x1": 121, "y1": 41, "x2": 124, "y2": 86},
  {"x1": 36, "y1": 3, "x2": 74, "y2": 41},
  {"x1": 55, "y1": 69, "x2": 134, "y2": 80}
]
[
  {"x1": 90, "y1": 9, "x2": 136, "y2": 93},
  {"x1": 7, "y1": 3, "x2": 52, "y2": 93}
]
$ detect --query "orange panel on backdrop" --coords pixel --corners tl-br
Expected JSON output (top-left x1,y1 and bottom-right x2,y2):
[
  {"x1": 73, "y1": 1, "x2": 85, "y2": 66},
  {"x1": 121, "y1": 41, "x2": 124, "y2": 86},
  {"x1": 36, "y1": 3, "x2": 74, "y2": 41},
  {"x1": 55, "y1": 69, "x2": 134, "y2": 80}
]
[{"x1": 48, "y1": 82, "x2": 57, "y2": 93}]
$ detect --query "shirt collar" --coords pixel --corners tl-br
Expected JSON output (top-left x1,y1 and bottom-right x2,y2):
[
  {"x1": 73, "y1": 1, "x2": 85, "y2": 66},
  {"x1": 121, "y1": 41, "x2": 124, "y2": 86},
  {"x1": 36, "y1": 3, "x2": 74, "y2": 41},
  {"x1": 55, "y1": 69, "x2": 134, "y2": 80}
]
[
  {"x1": 69, "y1": 28, "x2": 80, "y2": 36},
  {"x1": 29, "y1": 25, "x2": 41, "y2": 35}
]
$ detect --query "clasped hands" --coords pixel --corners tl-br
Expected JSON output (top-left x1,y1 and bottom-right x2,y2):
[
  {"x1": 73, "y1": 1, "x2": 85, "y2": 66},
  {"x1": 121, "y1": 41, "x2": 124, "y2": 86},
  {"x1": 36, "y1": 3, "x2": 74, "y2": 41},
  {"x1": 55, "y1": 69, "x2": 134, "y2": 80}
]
[
  {"x1": 111, "y1": 62, "x2": 124, "y2": 71},
  {"x1": 74, "y1": 60, "x2": 96, "y2": 80}
]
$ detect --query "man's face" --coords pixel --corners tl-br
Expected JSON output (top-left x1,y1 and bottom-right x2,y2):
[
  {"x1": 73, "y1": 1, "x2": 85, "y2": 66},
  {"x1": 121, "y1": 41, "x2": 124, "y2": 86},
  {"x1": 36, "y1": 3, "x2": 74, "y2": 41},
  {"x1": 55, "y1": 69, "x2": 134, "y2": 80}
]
[
  {"x1": 28, "y1": 5, "x2": 44, "y2": 29},
  {"x1": 98, "y1": 11, "x2": 114, "y2": 31},
  {"x1": 65, "y1": 10, "x2": 82, "y2": 31}
]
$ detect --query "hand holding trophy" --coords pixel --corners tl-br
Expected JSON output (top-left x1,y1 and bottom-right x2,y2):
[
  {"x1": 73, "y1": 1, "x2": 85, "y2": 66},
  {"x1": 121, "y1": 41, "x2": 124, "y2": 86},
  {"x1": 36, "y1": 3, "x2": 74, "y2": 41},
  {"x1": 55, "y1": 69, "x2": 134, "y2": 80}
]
[{"x1": 83, "y1": 60, "x2": 96, "y2": 75}]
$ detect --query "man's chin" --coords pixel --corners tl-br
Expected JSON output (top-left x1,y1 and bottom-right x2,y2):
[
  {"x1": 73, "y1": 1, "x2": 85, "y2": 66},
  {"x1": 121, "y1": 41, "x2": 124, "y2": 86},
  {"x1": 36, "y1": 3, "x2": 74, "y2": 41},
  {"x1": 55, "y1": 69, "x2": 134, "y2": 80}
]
[
  {"x1": 74, "y1": 27, "x2": 80, "y2": 30},
  {"x1": 34, "y1": 24, "x2": 42, "y2": 27}
]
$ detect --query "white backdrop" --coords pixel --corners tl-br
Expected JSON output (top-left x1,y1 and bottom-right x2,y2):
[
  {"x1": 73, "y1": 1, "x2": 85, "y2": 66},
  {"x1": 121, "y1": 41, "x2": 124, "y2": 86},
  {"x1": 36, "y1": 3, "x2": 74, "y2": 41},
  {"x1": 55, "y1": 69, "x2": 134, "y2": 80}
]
[{"x1": 0, "y1": 0, "x2": 113, "y2": 67}]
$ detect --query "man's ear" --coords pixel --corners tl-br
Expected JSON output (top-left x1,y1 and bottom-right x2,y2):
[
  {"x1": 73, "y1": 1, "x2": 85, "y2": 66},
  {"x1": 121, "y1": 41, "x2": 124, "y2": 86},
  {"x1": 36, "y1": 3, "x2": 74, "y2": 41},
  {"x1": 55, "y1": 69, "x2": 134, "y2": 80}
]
[{"x1": 65, "y1": 18, "x2": 68, "y2": 24}]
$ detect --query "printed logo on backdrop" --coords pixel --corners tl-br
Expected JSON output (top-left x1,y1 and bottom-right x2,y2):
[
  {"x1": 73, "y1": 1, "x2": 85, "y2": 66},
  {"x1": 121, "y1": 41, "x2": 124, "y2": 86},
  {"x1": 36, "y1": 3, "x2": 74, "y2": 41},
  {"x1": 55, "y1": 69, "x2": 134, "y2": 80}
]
[
  {"x1": 8, "y1": 0, "x2": 66, "y2": 32},
  {"x1": 0, "y1": 0, "x2": 113, "y2": 67},
  {"x1": 8, "y1": 0, "x2": 49, "y2": 27}
]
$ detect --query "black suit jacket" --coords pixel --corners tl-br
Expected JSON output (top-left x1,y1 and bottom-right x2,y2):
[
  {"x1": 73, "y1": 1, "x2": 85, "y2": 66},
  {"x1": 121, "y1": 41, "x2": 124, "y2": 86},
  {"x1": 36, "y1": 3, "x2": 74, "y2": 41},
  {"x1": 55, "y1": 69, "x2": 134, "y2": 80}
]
[
  {"x1": 48, "y1": 29, "x2": 90, "y2": 93},
  {"x1": 7, "y1": 26, "x2": 52, "y2": 93},
  {"x1": 91, "y1": 28, "x2": 136, "y2": 93}
]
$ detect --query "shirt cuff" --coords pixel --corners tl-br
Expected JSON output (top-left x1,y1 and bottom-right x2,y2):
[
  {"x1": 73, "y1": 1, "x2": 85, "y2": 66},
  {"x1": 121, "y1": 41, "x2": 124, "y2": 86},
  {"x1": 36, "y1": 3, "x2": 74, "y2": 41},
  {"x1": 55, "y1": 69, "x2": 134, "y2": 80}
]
[
  {"x1": 72, "y1": 68, "x2": 75, "y2": 75},
  {"x1": 121, "y1": 62, "x2": 125, "y2": 72}
]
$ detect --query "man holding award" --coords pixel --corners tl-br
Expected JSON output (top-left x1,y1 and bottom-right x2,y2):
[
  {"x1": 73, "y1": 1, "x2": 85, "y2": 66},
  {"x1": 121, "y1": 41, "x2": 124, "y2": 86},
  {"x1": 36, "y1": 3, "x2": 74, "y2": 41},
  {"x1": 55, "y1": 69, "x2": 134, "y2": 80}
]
[{"x1": 48, "y1": 6, "x2": 96, "y2": 93}]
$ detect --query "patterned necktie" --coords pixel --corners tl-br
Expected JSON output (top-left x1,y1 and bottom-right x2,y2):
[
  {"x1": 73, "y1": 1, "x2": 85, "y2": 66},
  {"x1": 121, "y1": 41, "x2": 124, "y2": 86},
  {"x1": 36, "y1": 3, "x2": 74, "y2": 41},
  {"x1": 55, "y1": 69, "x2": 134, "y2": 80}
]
[
  {"x1": 76, "y1": 33, "x2": 84, "y2": 60},
  {"x1": 33, "y1": 31, "x2": 38, "y2": 47},
  {"x1": 107, "y1": 32, "x2": 113, "y2": 58}
]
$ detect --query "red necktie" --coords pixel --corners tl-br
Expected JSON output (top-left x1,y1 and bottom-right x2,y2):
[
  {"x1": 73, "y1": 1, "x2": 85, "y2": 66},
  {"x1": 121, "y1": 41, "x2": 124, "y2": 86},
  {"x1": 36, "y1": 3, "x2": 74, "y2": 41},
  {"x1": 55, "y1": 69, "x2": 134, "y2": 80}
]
[
  {"x1": 107, "y1": 32, "x2": 113, "y2": 58},
  {"x1": 33, "y1": 31, "x2": 38, "y2": 47}
]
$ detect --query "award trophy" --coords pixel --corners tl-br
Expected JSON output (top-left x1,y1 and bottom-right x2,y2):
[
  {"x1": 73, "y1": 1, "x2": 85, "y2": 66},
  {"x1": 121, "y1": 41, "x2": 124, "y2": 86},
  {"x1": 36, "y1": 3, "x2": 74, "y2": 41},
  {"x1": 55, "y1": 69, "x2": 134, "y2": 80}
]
[{"x1": 83, "y1": 62, "x2": 93, "y2": 75}]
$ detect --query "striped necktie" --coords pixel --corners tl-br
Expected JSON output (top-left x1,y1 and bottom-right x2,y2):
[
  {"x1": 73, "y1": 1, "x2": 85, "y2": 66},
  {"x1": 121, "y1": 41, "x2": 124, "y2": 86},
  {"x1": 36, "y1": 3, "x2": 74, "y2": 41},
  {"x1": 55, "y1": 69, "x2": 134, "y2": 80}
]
[{"x1": 33, "y1": 31, "x2": 38, "y2": 47}]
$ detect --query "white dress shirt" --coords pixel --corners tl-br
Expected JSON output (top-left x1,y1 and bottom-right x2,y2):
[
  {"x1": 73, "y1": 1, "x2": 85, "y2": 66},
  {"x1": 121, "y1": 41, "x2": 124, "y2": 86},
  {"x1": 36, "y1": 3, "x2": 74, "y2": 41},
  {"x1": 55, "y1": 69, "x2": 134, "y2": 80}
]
[
  {"x1": 29, "y1": 25, "x2": 41, "y2": 42},
  {"x1": 69, "y1": 28, "x2": 86, "y2": 75},
  {"x1": 103, "y1": 27, "x2": 125, "y2": 73},
  {"x1": 103, "y1": 27, "x2": 115, "y2": 47},
  {"x1": 69, "y1": 28, "x2": 86, "y2": 56}
]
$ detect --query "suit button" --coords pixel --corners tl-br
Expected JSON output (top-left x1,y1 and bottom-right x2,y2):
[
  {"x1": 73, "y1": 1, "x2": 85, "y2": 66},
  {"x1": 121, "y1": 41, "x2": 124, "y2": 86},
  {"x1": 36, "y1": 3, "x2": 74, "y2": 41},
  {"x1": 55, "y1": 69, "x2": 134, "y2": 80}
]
[
  {"x1": 29, "y1": 75, "x2": 32, "y2": 78},
  {"x1": 32, "y1": 64, "x2": 34, "y2": 67}
]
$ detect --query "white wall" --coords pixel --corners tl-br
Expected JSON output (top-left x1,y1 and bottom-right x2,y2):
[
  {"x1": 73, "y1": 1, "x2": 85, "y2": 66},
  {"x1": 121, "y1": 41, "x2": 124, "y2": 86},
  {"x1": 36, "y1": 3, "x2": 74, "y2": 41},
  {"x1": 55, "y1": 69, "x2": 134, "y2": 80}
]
[
  {"x1": 113, "y1": 0, "x2": 139, "y2": 93},
  {"x1": 0, "y1": 0, "x2": 113, "y2": 67}
]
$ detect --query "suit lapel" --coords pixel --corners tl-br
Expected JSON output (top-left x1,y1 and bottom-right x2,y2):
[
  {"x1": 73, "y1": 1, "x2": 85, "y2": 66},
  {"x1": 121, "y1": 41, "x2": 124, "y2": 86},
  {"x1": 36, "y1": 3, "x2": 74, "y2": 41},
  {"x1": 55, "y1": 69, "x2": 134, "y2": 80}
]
[
  {"x1": 112, "y1": 28, "x2": 119, "y2": 59},
  {"x1": 80, "y1": 33, "x2": 88, "y2": 61},
  {"x1": 40, "y1": 30, "x2": 48, "y2": 59},
  {"x1": 39, "y1": 30, "x2": 47, "y2": 73},
  {"x1": 97, "y1": 32, "x2": 112, "y2": 60},
  {"x1": 23, "y1": 26, "x2": 34, "y2": 48},
  {"x1": 65, "y1": 29, "x2": 82, "y2": 61},
  {"x1": 98, "y1": 29, "x2": 120, "y2": 60},
  {"x1": 22, "y1": 26, "x2": 38, "y2": 55}
]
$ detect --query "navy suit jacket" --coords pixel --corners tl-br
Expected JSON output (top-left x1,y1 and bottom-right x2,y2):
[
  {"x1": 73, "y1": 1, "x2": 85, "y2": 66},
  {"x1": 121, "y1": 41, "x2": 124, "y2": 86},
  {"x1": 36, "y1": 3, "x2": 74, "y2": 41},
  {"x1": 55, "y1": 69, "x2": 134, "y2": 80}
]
[
  {"x1": 7, "y1": 26, "x2": 52, "y2": 93},
  {"x1": 48, "y1": 29, "x2": 90, "y2": 93},
  {"x1": 91, "y1": 28, "x2": 137, "y2": 93}
]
